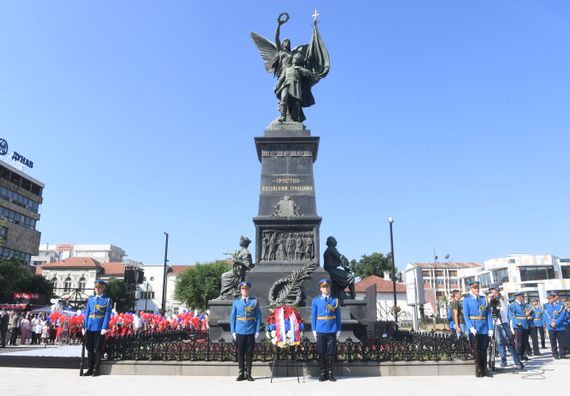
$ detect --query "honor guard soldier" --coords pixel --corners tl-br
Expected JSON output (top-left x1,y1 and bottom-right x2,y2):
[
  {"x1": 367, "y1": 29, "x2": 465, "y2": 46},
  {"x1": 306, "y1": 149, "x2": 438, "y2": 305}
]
[
  {"x1": 562, "y1": 298, "x2": 570, "y2": 357},
  {"x1": 82, "y1": 280, "x2": 112, "y2": 376},
  {"x1": 543, "y1": 291, "x2": 567, "y2": 359},
  {"x1": 230, "y1": 281, "x2": 261, "y2": 381},
  {"x1": 462, "y1": 281, "x2": 493, "y2": 377},
  {"x1": 508, "y1": 292, "x2": 531, "y2": 361},
  {"x1": 529, "y1": 298, "x2": 545, "y2": 354},
  {"x1": 311, "y1": 279, "x2": 341, "y2": 382}
]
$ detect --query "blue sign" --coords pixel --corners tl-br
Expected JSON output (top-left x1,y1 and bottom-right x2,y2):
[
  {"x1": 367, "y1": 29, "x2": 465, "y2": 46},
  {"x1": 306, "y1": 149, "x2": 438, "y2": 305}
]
[
  {"x1": 0, "y1": 139, "x2": 8, "y2": 156},
  {"x1": 0, "y1": 138, "x2": 33, "y2": 168}
]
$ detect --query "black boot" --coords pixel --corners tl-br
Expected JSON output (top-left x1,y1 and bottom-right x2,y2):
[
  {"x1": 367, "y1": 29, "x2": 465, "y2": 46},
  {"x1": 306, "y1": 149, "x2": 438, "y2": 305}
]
[
  {"x1": 246, "y1": 354, "x2": 254, "y2": 381},
  {"x1": 92, "y1": 352, "x2": 101, "y2": 377},
  {"x1": 318, "y1": 355, "x2": 327, "y2": 381},
  {"x1": 481, "y1": 353, "x2": 493, "y2": 377},
  {"x1": 236, "y1": 354, "x2": 245, "y2": 381},
  {"x1": 327, "y1": 356, "x2": 337, "y2": 382},
  {"x1": 83, "y1": 351, "x2": 94, "y2": 376}
]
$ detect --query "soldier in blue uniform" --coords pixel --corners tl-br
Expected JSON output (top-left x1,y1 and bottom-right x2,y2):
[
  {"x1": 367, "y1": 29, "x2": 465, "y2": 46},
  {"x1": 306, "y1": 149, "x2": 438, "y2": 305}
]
[
  {"x1": 544, "y1": 291, "x2": 567, "y2": 359},
  {"x1": 82, "y1": 280, "x2": 112, "y2": 376},
  {"x1": 529, "y1": 298, "x2": 545, "y2": 355},
  {"x1": 462, "y1": 281, "x2": 493, "y2": 377},
  {"x1": 562, "y1": 298, "x2": 570, "y2": 357},
  {"x1": 508, "y1": 292, "x2": 532, "y2": 361},
  {"x1": 230, "y1": 281, "x2": 261, "y2": 381},
  {"x1": 311, "y1": 279, "x2": 341, "y2": 382}
]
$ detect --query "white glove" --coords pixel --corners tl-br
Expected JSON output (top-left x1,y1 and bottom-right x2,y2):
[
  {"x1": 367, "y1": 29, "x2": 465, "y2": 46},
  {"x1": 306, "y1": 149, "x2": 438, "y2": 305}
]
[
  {"x1": 488, "y1": 330, "x2": 494, "y2": 338},
  {"x1": 232, "y1": 333, "x2": 236, "y2": 341},
  {"x1": 336, "y1": 331, "x2": 341, "y2": 340},
  {"x1": 254, "y1": 332, "x2": 259, "y2": 341},
  {"x1": 100, "y1": 329, "x2": 107, "y2": 335},
  {"x1": 81, "y1": 328, "x2": 86, "y2": 336},
  {"x1": 469, "y1": 327, "x2": 476, "y2": 335},
  {"x1": 312, "y1": 331, "x2": 317, "y2": 339}
]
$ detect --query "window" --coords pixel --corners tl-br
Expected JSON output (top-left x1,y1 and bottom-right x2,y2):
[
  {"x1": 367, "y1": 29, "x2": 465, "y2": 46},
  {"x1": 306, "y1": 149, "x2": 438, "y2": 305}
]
[
  {"x1": 141, "y1": 291, "x2": 155, "y2": 299},
  {"x1": 51, "y1": 277, "x2": 58, "y2": 289},
  {"x1": 519, "y1": 266, "x2": 555, "y2": 281},
  {"x1": 436, "y1": 279, "x2": 444, "y2": 285},
  {"x1": 64, "y1": 277, "x2": 72, "y2": 292},
  {"x1": 78, "y1": 277, "x2": 86, "y2": 291},
  {"x1": 450, "y1": 279, "x2": 458, "y2": 285},
  {"x1": 478, "y1": 273, "x2": 491, "y2": 288},
  {"x1": 464, "y1": 276, "x2": 475, "y2": 286},
  {"x1": 561, "y1": 266, "x2": 570, "y2": 279},
  {"x1": 10, "y1": 173, "x2": 21, "y2": 186},
  {"x1": 508, "y1": 258, "x2": 516, "y2": 264},
  {"x1": 492, "y1": 268, "x2": 509, "y2": 284}
]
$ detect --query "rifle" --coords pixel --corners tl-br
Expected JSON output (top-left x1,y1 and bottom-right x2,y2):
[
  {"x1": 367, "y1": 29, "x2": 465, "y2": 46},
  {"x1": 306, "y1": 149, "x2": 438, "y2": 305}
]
[{"x1": 79, "y1": 333, "x2": 85, "y2": 376}]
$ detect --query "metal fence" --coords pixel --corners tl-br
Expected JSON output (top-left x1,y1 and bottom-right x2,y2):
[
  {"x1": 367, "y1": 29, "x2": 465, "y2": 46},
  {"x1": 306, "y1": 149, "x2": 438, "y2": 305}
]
[{"x1": 104, "y1": 328, "x2": 472, "y2": 363}]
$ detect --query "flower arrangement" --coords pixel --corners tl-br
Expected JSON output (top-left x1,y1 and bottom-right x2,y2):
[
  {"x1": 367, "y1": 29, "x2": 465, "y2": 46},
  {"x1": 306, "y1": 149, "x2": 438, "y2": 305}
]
[{"x1": 265, "y1": 305, "x2": 304, "y2": 348}]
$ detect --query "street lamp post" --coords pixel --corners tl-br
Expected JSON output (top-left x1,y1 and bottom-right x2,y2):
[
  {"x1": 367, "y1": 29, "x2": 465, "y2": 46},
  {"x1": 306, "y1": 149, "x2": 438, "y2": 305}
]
[
  {"x1": 388, "y1": 216, "x2": 398, "y2": 324},
  {"x1": 161, "y1": 232, "x2": 169, "y2": 314}
]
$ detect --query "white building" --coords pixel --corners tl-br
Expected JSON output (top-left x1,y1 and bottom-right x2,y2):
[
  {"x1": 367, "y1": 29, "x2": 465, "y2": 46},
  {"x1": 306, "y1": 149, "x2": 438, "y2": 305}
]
[
  {"x1": 458, "y1": 253, "x2": 570, "y2": 302},
  {"x1": 37, "y1": 257, "x2": 128, "y2": 306},
  {"x1": 134, "y1": 264, "x2": 190, "y2": 313},
  {"x1": 32, "y1": 243, "x2": 127, "y2": 267},
  {"x1": 405, "y1": 261, "x2": 482, "y2": 318},
  {"x1": 354, "y1": 274, "x2": 410, "y2": 322}
]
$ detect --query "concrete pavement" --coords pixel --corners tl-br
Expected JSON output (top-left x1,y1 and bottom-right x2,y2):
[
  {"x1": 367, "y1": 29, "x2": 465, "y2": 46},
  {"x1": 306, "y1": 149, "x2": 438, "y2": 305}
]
[{"x1": 1, "y1": 354, "x2": 568, "y2": 396}]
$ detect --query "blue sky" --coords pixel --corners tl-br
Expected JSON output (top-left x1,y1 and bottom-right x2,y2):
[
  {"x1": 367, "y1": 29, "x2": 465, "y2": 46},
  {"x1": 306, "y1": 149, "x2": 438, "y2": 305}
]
[{"x1": 1, "y1": 1, "x2": 569, "y2": 269}]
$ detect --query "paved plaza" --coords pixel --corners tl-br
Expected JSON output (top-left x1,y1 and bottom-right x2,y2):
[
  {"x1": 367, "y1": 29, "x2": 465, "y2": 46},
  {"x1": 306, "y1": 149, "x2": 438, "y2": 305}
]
[{"x1": 1, "y1": 351, "x2": 568, "y2": 396}]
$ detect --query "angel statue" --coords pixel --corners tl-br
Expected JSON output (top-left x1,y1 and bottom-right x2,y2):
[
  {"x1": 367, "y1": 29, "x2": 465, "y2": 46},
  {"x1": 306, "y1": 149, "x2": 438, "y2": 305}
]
[{"x1": 251, "y1": 11, "x2": 330, "y2": 123}]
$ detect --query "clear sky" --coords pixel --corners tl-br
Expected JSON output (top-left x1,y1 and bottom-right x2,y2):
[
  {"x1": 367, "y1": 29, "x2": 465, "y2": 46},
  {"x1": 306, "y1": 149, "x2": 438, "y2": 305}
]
[{"x1": 1, "y1": 1, "x2": 569, "y2": 270}]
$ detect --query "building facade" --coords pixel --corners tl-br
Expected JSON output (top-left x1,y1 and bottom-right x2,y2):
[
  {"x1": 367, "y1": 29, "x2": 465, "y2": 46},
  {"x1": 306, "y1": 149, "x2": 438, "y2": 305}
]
[
  {"x1": 354, "y1": 274, "x2": 409, "y2": 322},
  {"x1": 31, "y1": 243, "x2": 126, "y2": 267},
  {"x1": 405, "y1": 261, "x2": 483, "y2": 318},
  {"x1": 458, "y1": 253, "x2": 570, "y2": 302},
  {"x1": 0, "y1": 159, "x2": 44, "y2": 265},
  {"x1": 134, "y1": 264, "x2": 189, "y2": 313}
]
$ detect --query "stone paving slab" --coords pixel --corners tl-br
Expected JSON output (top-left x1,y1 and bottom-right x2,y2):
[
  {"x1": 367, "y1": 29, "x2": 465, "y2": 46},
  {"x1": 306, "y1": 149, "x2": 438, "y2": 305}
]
[
  {"x1": 1, "y1": 356, "x2": 568, "y2": 396},
  {"x1": 0, "y1": 344, "x2": 81, "y2": 357}
]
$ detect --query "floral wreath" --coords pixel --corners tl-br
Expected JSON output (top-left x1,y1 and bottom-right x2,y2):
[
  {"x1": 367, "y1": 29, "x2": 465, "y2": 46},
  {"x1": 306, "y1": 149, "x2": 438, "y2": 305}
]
[{"x1": 265, "y1": 305, "x2": 304, "y2": 348}]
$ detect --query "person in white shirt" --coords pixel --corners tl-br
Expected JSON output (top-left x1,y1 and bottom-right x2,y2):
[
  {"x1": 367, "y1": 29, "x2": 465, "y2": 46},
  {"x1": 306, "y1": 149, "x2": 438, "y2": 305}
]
[{"x1": 488, "y1": 284, "x2": 523, "y2": 369}]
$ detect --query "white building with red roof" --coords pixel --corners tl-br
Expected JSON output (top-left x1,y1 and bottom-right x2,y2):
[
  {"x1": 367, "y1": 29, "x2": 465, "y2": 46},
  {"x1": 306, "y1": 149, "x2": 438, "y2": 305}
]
[{"x1": 354, "y1": 274, "x2": 409, "y2": 322}]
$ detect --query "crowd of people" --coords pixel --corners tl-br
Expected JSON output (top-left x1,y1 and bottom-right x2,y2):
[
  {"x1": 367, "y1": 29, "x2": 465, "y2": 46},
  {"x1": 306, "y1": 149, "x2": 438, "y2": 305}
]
[
  {"x1": 448, "y1": 281, "x2": 570, "y2": 377},
  {"x1": 0, "y1": 308, "x2": 208, "y2": 347}
]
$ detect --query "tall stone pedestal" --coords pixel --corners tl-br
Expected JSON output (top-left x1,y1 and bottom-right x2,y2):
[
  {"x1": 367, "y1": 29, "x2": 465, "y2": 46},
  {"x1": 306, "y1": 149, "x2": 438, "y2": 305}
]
[{"x1": 208, "y1": 121, "x2": 375, "y2": 341}]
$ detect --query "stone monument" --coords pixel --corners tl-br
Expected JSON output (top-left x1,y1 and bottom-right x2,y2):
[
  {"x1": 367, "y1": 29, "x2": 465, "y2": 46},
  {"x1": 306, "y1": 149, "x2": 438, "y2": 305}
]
[{"x1": 208, "y1": 12, "x2": 374, "y2": 342}]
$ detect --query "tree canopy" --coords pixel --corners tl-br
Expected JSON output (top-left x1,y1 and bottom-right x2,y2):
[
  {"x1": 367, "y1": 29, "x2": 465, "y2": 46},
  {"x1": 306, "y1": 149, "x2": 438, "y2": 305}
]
[
  {"x1": 105, "y1": 278, "x2": 134, "y2": 312},
  {"x1": 0, "y1": 258, "x2": 54, "y2": 302},
  {"x1": 351, "y1": 252, "x2": 393, "y2": 279},
  {"x1": 174, "y1": 260, "x2": 230, "y2": 310}
]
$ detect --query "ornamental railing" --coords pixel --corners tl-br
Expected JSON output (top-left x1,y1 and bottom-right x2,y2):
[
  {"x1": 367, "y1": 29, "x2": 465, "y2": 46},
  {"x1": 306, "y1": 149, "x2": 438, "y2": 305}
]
[{"x1": 104, "y1": 329, "x2": 471, "y2": 362}]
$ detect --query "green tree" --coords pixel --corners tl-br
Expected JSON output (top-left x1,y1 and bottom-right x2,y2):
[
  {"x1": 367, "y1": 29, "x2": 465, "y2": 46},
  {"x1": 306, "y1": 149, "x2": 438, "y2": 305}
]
[
  {"x1": 0, "y1": 258, "x2": 54, "y2": 302},
  {"x1": 105, "y1": 278, "x2": 134, "y2": 312},
  {"x1": 352, "y1": 252, "x2": 393, "y2": 278},
  {"x1": 175, "y1": 260, "x2": 230, "y2": 310}
]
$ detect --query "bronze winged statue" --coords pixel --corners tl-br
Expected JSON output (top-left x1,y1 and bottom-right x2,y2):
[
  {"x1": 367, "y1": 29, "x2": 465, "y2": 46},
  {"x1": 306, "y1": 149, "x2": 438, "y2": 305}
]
[{"x1": 251, "y1": 12, "x2": 330, "y2": 123}]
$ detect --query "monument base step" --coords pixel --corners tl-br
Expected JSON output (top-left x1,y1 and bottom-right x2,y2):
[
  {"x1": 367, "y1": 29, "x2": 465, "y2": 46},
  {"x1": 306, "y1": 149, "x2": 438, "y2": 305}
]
[{"x1": 100, "y1": 359, "x2": 474, "y2": 377}]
